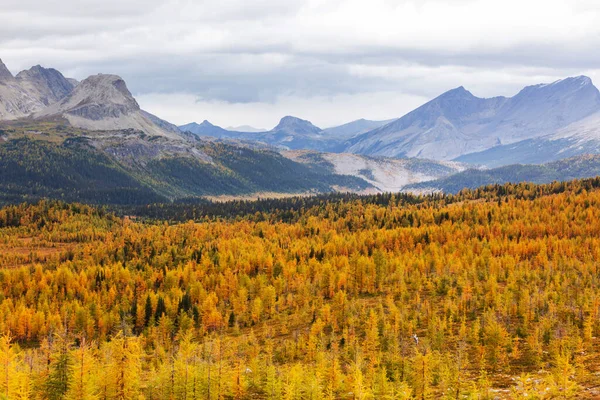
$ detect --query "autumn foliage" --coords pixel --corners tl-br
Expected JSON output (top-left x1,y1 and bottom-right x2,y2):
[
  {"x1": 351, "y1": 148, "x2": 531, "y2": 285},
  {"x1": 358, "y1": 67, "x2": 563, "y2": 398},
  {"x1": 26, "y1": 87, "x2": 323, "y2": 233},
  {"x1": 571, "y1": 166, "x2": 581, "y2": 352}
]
[{"x1": 2, "y1": 179, "x2": 600, "y2": 398}]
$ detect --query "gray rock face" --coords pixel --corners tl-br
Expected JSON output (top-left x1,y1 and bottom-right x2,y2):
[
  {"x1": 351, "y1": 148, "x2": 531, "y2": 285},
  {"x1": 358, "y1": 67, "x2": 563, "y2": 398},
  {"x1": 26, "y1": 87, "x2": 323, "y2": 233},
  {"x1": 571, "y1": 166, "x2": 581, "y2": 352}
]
[
  {"x1": 36, "y1": 74, "x2": 181, "y2": 139},
  {"x1": 16, "y1": 65, "x2": 75, "y2": 105},
  {"x1": 0, "y1": 59, "x2": 181, "y2": 139},
  {"x1": 0, "y1": 59, "x2": 46, "y2": 119},
  {"x1": 46, "y1": 74, "x2": 140, "y2": 119},
  {"x1": 0, "y1": 59, "x2": 14, "y2": 81},
  {"x1": 0, "y1": 60, "x2": 76, "y2": 119},
  {"x1": 141, "y1": 110, "x2": 181, "y2": 134}
]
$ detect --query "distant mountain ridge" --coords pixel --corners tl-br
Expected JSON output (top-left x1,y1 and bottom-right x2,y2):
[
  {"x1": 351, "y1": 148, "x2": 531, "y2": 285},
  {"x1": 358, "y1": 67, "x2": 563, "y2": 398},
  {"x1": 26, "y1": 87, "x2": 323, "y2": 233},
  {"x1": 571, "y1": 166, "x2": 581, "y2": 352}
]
[
  {"x1": 179, "y1": 120, "x2": 234, "y2": 138},
  {"x1": 5, "y1": 56, "x2": 600, "y2": 200},
  {"x1": 179, "y1": 116, "x2": 393, "y2": 150},
  {"x1": 345, "y1": 76, "x2": 600, "y2": 165},
  {"x1": 227, "y1": 125, "x2": 266, "y2": 133},
  {"x1": 178, "y1": 77, "x2": 600, "y2": 167},
  {"x1": 0, "y1": 59, "x2": 376, "y2": 203}
]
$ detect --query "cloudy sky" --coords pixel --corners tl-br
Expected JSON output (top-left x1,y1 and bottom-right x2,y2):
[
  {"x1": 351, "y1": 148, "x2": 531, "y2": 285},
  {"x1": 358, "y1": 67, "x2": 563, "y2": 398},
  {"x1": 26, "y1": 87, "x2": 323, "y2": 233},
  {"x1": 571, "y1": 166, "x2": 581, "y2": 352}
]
[{"x1": 1, "y1": 0, "x2": 599, "y2": 129}]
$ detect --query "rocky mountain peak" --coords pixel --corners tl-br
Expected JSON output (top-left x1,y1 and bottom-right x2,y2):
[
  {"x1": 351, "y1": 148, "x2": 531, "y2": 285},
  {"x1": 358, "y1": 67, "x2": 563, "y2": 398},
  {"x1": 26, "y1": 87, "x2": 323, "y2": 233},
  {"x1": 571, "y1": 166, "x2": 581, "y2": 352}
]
[
  {"x1": 0, "y1": 58, "x2": 14, "y2": 81},
  {"x1": 73, "y1": 74, "x2": 139, "y2": 109},
  {"x1": 35, "y1": 73, "x2": 148, "y2": 127},
  {"x1": 435, "y1": 86, "x2": 478, "y2": 102},
  {"x1": 15, "y1": 65, "x2": 75, "y2": 105},
  {"x1": 517, "y1": 75, "x2": 598, "y2": 98},
  {"x1": 274, "y1": 116, "x2": 322, "y2": 134}
]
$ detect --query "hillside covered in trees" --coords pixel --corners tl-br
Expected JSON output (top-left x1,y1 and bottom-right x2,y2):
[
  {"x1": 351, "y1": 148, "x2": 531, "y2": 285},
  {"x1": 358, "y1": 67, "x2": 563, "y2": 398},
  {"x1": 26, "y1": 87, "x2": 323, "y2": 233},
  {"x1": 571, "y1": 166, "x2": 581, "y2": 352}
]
[
  {"x1": 0, "y1": 122, "x2": 370, "y2": 206},
  {"x1": 2, "y1": 179, "x2": 600, "y2": 398},
  {"x1": 406, "y1": 154, "x2": 600, "y2": 194}
]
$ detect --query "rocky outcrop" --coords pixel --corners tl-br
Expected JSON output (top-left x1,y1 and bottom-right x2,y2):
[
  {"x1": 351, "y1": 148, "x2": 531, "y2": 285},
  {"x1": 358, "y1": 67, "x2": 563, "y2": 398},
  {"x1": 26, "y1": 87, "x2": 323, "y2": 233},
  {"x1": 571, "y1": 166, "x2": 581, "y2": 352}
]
[
  {"x1": 0, "y1": 59, "x2": 14, "y2": 81},
  {"x1": 16, "y1": 65, "x2": 76, "y2": 106},
  {"x1": 36, "y1": 74, "x2": 181, "y2": 139},
  {"x1": 0, "y1": 59, "x2": 45, "y2": 119}
]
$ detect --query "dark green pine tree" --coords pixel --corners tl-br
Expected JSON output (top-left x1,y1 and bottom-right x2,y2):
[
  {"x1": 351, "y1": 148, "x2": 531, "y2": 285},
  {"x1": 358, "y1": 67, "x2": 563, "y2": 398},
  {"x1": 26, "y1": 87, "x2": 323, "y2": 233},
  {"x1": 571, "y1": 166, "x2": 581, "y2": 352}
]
[
  {"x1": 45, "y1": 337, "x2": 72, "y2": 400},
  {"x1": 155, "y1": 296, "x2": 167, "y2": 322},
  {"x1": 144, "y1": 295, "x2": 153, "y2": 327}
]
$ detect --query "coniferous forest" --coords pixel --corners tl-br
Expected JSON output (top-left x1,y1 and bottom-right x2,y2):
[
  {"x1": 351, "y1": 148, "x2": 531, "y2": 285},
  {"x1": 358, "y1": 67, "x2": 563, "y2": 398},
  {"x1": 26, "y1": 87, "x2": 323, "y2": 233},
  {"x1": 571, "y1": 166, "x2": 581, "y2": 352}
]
[{"x1": 2, "y1": 179, "x2": 600, "y2": 398}]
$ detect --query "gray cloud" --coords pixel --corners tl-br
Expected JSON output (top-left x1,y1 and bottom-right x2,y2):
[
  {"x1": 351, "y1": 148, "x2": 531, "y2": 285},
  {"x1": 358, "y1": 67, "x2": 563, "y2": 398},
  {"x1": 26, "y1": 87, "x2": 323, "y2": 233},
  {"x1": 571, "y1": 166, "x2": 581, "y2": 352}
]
[{"x1": 1, "y1": 0, "x2": 600, "y2": 127}]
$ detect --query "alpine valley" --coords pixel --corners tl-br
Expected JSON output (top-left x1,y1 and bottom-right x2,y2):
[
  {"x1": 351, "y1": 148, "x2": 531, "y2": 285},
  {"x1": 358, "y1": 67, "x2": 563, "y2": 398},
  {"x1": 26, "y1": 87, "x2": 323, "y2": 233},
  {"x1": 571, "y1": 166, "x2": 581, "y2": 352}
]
[{"x1": 3, "y1": 57, "x2": 600, "y2": 205}]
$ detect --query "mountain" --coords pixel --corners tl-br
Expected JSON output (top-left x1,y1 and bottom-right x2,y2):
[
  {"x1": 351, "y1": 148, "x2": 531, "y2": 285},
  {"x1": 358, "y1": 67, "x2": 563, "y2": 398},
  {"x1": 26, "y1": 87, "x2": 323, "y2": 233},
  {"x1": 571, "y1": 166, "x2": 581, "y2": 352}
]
[
  {"x1": 322, "y1": 118, "x2": 396, "y2": 139},
  {"x1": 405, "y1": 154, "x2": 600, "y2": 194},
  {"x1": 0, "y1": 59, "x2": 48, "y2": 119},
  {"x1": 244, "y1": 116, "x2": 329, "y2": 149},
  {"x1": 456, "y1": 109, "x2": 600, "y2": 167},
  {"x1": 0, "y1": 58, "x2": 12, "y2": 81},
  {"x1": 15, "y1": 65, "x2": 76, "y2": 106},
  {"x1": 345, "y1": 76, "x2": 600, "y2": 164},
  {"x1": 0, "y1": 59, "x2": 181, "y2": 139},
  {"x1": 180, "y1": 116, "x2": 335, "y2": 150},
  {"x1": 35, "y1": 74, "x2": 181, "y2": 139},
  {"x1": 227, "y1": 125, "x2": 267, "y2": 133},
  {"x1": 272, "y1": 116, "x2": 321, "y2": 136},
  {"x1": 180, "y1": 117, "x2": 395, "y2": 151},
  {"x1": 284, "y1": 150, "x2": 465, "y2": 192},
  {"x1": 0, "y1": 121, "x2": 372, "y2": 205},
  {"x1": 179, "y1": 120, "x2": 238, "y2": 138}
]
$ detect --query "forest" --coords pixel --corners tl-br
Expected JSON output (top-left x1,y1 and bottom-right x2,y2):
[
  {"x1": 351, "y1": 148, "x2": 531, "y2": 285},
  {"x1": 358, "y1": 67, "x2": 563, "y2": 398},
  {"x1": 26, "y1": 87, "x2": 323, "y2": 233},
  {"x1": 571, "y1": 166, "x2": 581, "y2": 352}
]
[
  {"x1": 2, "y1": 178, "x2": 600, "y2": 398},
  {"x1": 0, "y1": 131, "x2": 369, "y2": 206}
]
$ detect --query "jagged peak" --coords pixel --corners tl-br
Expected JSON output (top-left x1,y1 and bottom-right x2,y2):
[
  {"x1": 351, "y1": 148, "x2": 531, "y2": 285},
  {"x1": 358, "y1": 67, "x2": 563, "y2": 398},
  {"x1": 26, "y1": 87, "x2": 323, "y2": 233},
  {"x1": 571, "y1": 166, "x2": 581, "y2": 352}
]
[
  {"x1": 437, "y1": 86, "x2": 475, "y2": 99},
  {"x1": 16, "y1": 64, "x2": 60, "y2": 78},
  {"x1": 0, "y1": 58, "x2": 14, "y2": 80},
  {"x1": 520, "y1": 75, "x2": 597, "y2": 94}
]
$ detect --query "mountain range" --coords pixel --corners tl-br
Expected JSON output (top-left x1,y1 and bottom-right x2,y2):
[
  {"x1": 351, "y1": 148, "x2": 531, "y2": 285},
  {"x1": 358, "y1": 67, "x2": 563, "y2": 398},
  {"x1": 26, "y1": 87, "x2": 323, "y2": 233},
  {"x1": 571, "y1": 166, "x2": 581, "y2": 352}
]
[
  {"x1": 0, "y1": 60, "x2": 180, "y2": 139},
  {"x1": 4, "y1": 56, "x2": 600, "y2": 203},
  {"x1": 0, "y1": 59, "x2": 459, "y2": 204},
  {"x1": 179, "y1": 116, "x2": 393, "y2": 150},
  {"x1": 180, "y1": 76, "x2": 600, "y2": 168},
  {"x1": 344, "y1": 76, "x2": 600, "y2": 165}
]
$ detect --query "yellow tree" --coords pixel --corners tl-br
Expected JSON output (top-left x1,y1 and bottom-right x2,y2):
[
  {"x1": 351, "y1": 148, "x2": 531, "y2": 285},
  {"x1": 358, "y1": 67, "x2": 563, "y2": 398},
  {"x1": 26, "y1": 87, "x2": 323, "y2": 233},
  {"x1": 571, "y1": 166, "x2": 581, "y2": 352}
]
[
  {"x1": 65, "y1": 338, "x2": 97, "y2": 400},
  {"x1": 0, "y1": 334, "x2": 23, "y2": 400},
  {"x1": 412, "y1": 351, "x2": 433, "y2": 400}
]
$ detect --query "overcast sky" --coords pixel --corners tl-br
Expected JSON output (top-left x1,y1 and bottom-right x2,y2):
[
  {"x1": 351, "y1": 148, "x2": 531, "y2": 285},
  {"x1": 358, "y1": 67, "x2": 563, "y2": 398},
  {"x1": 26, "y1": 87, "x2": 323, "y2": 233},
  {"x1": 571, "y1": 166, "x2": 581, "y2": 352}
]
[{"x1": 1, "y1": 0, "x2": 600, "y2": 129}]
